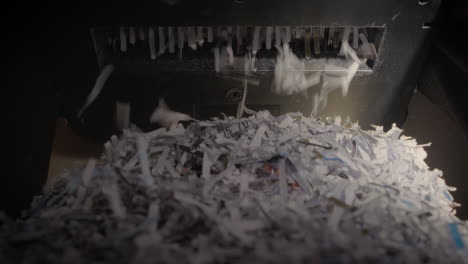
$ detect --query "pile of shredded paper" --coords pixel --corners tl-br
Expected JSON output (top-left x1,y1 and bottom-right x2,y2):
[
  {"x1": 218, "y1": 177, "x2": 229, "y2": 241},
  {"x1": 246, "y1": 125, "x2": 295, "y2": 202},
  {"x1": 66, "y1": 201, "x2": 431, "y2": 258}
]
[{"x1": 1, "y1": 111, "x2": 467, "y2": 264}]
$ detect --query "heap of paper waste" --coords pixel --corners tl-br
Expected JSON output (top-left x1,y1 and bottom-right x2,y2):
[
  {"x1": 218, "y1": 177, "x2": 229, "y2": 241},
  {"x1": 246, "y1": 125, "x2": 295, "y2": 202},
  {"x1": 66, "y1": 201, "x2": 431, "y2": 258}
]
[{"x1": 1, "y1": 111, "x2": 467, "y2": 264}]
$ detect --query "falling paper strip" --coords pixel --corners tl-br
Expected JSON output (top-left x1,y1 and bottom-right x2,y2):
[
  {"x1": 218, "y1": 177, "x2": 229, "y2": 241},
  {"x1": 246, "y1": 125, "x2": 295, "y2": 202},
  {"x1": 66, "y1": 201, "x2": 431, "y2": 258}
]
[
  {"x1": 78, "y1": 64, "x2": 115, "y2": 117},
  {"x1": 272, "y1": 43, "x2": 321, "y2": 95},
  {"x1": 149, "y1": 98, "x2": 192, "y2": 130},
  {"x1": 226, "y1": 46, "x2": 234, "y2": 65},
  {"x1": 236, "y1": 79, "x2": 248, "y2": 119},
  {"x1": 358, "y1": 33, "x2": 377, "y2": 60},
  {"x1": 341, "y1": 41, "x2": 361, "y2": 63},
  {"x1": 328, "y1": 27, "x2": 334, "y2": 46},
  {"x1": 339, "y1": 27, "x2": 351, "y2": 56},
  {"x1": 224, "y1": 29, "x2": 234, "y2": 65},
  {"x1": 284, "y1": 26, "x2": 291, "y2": 44},
  {"x1": 252, "y1": 26, "x2": 261, "y2": 55}
]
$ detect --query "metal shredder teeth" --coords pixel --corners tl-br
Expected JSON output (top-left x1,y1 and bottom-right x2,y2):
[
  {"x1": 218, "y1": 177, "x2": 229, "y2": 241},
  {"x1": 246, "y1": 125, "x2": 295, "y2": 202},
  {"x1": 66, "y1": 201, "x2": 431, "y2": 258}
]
[{"x1": 92, "y1": 26, "x2": 384, "y2": 72}]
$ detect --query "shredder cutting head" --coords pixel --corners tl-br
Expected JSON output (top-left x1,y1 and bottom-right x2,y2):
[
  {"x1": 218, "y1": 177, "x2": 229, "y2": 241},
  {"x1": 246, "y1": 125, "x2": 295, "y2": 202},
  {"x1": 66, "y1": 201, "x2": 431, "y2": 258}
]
[{"x1": 59, "y1": 0, "x2": 441, "y2": 142}]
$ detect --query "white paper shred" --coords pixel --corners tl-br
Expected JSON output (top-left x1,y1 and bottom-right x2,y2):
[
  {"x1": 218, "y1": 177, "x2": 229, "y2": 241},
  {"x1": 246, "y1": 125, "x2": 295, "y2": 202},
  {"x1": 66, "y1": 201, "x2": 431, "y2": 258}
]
[
  {"x1": 77, "y1": 64, "x2": 115, "y2": 117},
  {"x1": 341, "y1": 41, "x2": 361, "y2": 63},
  {"x1": 339, "y1": 27, "x2": 351, "y2": 56},
  {"x1": 250, "y1": 123, "x2": 267, "y2": 148},
  {"x1": 236, "y1": 75, "x2": 248, "y2": 119},
  {"x1": 328, "y1": 27, "x2": 334, "y2": 46},
  {"x1": 272, "y1": 44, "x2": 320, "y2": 95},
  {"x1": 252, "y1": 26, "x2": 261, "y2": 55},
  {"x1": 358, "y1": 33, "x2": 377, "y2": 60},
  {"x1": 202, "y1": 152, "x2": 212, "y2": 180},
  {"x1": 150, "y1": 98, "x2": 192, "y2": 130},
  {"x1": 243, "y1": 105, "x2": 257, "y2": 115},
  {"x1": 311, "y1": 41, "x2": 363, "y2": 112},
  {"x1": 284, "y1": 26, "x2": 291, "y2": 44},
  {"x1": 227, "y1": 42, "x2": 235, "y2": 65}
]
